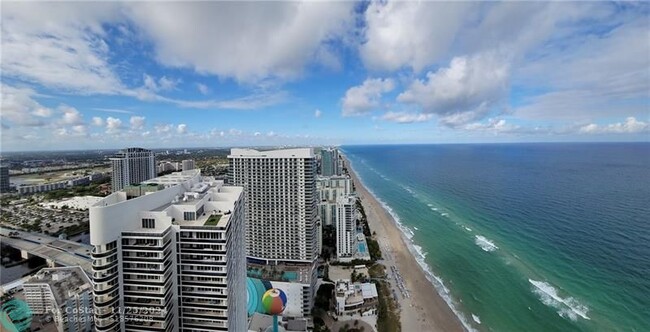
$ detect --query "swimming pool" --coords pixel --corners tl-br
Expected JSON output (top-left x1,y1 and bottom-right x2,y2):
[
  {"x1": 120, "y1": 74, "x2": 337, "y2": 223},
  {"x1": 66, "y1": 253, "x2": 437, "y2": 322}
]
[{"x1": 358, "y1": 243, "x2": 367, "y2": 253}]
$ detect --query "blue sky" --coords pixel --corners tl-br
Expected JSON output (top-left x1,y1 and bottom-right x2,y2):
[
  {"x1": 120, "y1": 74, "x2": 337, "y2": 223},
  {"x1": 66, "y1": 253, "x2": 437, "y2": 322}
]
[{"x1": 1, "y1": 1, "x2": 649, "y2": 151}]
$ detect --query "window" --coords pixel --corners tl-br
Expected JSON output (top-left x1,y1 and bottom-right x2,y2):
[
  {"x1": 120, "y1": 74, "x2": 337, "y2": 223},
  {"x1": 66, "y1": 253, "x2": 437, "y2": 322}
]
[{"x1": 142, "y1": 218, "x2": 156, "y2": 229}]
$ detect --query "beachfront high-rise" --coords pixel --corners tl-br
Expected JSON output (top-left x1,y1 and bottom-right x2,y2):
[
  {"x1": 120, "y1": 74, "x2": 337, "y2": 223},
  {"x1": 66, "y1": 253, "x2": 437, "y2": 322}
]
[
  {"x1": 319, "y1": 147, "x2": 340, "y2": 176},
  {"x1": 317, "y1": 175, "x2": 352, "y2": 227},
  {"x1": 228, "y1": 148, "x2": 319, "y2": 316},
  {"x1": 89, "y1": 169, "x2": 246, "y2": 331},
  {"x1": 110, "y1": 147, "x2": 156, "y2": 192},
  {"x1": 336, "y1": 195, "x2": 358, "y2": 260}
]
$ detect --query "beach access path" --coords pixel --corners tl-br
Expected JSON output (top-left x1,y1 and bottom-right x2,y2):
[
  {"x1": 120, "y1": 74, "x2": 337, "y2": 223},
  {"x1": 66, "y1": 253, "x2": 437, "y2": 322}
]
[{"x1": 345, "y1": 156, "x2": 465, "y2": 332}]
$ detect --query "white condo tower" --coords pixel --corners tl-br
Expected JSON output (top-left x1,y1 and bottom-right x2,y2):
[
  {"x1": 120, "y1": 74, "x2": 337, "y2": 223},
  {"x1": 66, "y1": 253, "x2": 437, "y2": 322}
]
[
  {"x1": 228, "y1": 148, "x2": 319, "y2": 316},
  {"x1": 89, "y1": 170, "x2": 246, "y2": 332}
]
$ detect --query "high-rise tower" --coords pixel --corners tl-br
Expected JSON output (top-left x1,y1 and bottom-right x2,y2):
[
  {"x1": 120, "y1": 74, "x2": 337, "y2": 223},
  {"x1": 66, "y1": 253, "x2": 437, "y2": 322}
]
[
  {"x1": 228, "y1": 148, "x2": 318, "y2": 316},
  {"x1": 110, "y1": 147, "x2": 156, "y2": 192},
  {"x1": 89, "y1": 170, "x2": 246, "y2": 331}
]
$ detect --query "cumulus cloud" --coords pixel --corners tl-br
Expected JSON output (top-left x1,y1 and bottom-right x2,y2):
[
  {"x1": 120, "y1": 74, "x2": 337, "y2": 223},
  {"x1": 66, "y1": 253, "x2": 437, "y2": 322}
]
[
  {"x1": 130, "y1": 116, "x2": 146, "y2": 130},
  {"x1": 579, "y1": 117, "x2": 649, "y2": 134},
  {"x1": 0, "y1": 85, "x2": 51, "y2": 126},
  {"x1": 33, "y1": 108, "x2": 52, "y2": 118},
  {"x1": 314, "y1": 109, "x2": 322, "y2": 118},
  {"x1": 2, "y1": 2, "x2": 291, "y2": 112},
  {"x1": 106, "y1": 117, "x2": 122, "y2": 133},
  {"x1": 72, "y1": 125, "x2": 88, "y2": 135},
  {"x1": 342, "y1": 78, "x2": 394, "y2": 116},
  {"x1": 126, "y1": 1, "x2": 355, "y2": 82},
  {"x1": 155, "y1": 124, "x2": 173, "y2": 134},
  {"x1": 92, "y1": 117, "x2": 104, "y2": 127},
  {"x1": 177, "y1": 124, "x2": 187, "y2": 134},
  {"x1": 59, "y1": 106, "x2": 84, "y2": 125},
  {"x1": 398, "y1": 52, "x2": 510, "y2": 126},
  {"x1": 360, "y1": 1, "x2": 472, "y2": 71},
  {"x1": 380, "y1": 111, "x2": 432, "y2": 124}
]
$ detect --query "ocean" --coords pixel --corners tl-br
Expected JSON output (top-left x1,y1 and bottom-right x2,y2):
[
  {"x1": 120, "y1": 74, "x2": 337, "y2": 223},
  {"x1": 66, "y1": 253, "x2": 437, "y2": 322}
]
[{"x1": 342, "y1": 143, "x2": 650, "y2": 332}]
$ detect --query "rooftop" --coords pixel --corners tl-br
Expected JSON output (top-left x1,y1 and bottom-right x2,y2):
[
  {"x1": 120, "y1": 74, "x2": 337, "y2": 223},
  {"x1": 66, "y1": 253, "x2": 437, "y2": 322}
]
[
  {"x1": 25, "y1": 266, "x2": 92, "y2": 306},
  {"x1": 247, "y1": 261, "x2": 315, "y2": 284},
  {"x1": 229, "y1": 148, "x2": 314, "y2": 159}
]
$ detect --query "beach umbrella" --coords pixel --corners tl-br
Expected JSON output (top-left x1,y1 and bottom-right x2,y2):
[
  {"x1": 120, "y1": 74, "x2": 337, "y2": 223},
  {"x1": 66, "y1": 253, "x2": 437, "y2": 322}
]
[{"x1": 262, "y1": 288, "x2": 287, "y2": 332}]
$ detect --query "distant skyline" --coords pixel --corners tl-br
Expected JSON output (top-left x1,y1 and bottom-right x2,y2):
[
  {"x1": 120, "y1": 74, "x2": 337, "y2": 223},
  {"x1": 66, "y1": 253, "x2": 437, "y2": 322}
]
[{"x1": 1, "y1": 1, "x2": 649, "y2": 151}]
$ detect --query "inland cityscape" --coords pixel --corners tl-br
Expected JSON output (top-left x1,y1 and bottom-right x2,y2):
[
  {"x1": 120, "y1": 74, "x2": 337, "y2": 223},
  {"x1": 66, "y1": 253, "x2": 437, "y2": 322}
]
[{"x1": 1, "y1": 1, "x2": 649, "y2": 332}]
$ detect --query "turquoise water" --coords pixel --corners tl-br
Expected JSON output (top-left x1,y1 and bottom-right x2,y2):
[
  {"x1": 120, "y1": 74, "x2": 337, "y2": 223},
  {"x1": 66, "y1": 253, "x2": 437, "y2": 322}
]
[
  {"x1": 359, "y1": 243, "x2": 367, "y2": 253},
  {"x1": 343, "y1": 143, "x2": 650, "y2": 331}
]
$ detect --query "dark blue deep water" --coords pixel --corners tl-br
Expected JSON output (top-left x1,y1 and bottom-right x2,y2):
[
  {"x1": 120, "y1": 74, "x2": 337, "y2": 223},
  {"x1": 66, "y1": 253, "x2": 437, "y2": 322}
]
[{"x1": 342, "y1": 143, "x2": 650, "y2": 331}]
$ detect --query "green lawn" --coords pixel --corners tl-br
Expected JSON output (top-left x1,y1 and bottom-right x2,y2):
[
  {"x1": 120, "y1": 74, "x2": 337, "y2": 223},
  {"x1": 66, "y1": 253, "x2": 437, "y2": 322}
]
[{"x1": 204, "y1": 214, "x2": 222, "y2": 226}]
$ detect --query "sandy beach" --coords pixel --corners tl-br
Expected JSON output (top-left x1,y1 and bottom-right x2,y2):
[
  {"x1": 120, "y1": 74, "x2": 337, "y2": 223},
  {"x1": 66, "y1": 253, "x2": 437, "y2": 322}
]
[{"x1": 344, "y1": 156, "x2": 465, "y2": 332}]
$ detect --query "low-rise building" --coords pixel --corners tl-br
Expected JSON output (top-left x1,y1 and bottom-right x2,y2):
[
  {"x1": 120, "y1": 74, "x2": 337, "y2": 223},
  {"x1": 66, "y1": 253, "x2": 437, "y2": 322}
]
[
  {"x1": 23, "y1": 266, "x2": 94, "y2": 332},
  {"x1": 247, "y1": 313, "x2": 308, "y2": 332},
  {"x1": 333, "y1": 279, "x2": 378, "y2": 317}
]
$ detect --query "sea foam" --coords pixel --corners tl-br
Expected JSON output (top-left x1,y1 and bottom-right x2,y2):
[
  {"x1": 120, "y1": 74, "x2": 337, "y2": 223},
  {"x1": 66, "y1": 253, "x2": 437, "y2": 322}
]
[
  {"x1": 475, "y1": 235, "x2": 498, "y2": 252},
  {"x1": 529, "y1": 279, "x2": 590, "y2": 321},
  {"x1": 345, "y1": 157, "x2": 478, "y2": 332}
]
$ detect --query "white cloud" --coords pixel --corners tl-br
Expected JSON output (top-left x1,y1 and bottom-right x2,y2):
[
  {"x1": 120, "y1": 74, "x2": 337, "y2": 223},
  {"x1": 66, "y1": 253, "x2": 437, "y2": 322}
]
[
  {"x1": 0, "y1": 85, "x2": 51, "y2": 126},
  {"x1": 158, "y1": 76, "x2": 178, "y2": 91},
  {"x1": 72, "y1": 125, "x2": 88, "y2": 135},
  {"x1": 267, "y1": 131, "x2": 277, "y2": 137},
  {"x1": 360, "y1": 1, "x2": 472, "y2": 72},
  {"x1": 463, "y1": 118, "x2": 522, "y2": 134},
  {"x1": 142, "y1": 74, "x2": 179, "y2": 92},
  {"x1": 130, "y1": 116, "x2": 146, "y2": 130},
  {"x1": 398, "y1": 52, "x2": 509, "y2": 126},
  {"x1": 197, "y1": 83, "x2": 210, "y2": 95},
  {"x1": 253, "y1": 132, "x2": 262, "y2": 137},
  {"x1": 514, "y1": 19, "x2": 650, "y2": 121},
  {"x1": 92, "y1": 117, "x2": 104, "y2": 127},
  {"x1": 177, "y1": 124, "x2": 187, "y2": 134},
  {"x1": 126, "y1": 2, "x2": 355, "y2": 82},
  {"x1": 314, "y1": 109, "x2": 322, "y2": 118},
  {"x1": 59, "y1": 106, "x2": 84, "y2": 125},
  {"x1": 106, "y1": 117, "x2": 122, "y2": 133},
  {"x1": 380, "y1": 111, "x2": 432, "y2": 124},
  {"x1": 342, "y1": 78, "x2": 394, "y2": 116},
  {"x1": 1, "y1": 2, "x2": 124, "y2": 94},
  {"x1": 165, "y1": 91, "x2": 288, "y2": 110},
  {"x1": 155, "y1": 124, "x2": 173, "y2": 134},
  {"x1": 579, "y1": 117, "x2": 649, "y2": 134},
  {"x1": 54, "y1": 128, "x2": 68, "y2": 137},
  {"x1": 2, "y1": 2, "x2": 291, "y2": 112},
  {"x1": 33, "y1": 108, "x2": 52, "y2": 118}
]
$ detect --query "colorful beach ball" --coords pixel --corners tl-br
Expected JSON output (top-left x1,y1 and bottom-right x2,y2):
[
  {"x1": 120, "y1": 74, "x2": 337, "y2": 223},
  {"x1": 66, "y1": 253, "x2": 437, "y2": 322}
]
[{"x1": 262, "y1": 288, "x2": 287, "y2": 315}]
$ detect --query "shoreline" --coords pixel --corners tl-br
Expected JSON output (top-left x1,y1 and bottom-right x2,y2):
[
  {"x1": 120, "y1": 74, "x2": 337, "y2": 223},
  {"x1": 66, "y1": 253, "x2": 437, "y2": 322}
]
[{"x1": 343, "y1": 155, "x2": 466, "y2": 332}]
